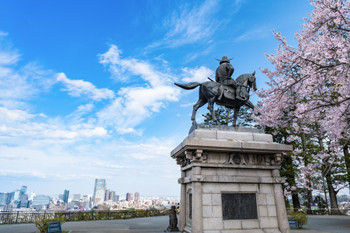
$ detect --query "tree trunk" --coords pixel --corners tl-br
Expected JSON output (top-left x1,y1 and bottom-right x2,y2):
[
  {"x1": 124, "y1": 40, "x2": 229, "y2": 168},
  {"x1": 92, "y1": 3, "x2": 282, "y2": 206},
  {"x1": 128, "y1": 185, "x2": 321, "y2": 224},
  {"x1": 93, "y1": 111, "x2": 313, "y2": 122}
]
[
  {"x1": 323, "y1": 179, "x2": 330, "y2": 214},
  {"x1": 306, "y1": 190, "x2": 313, "y2": 214},
  {"x1": 344, "y1": 144, "x2": 350, "y2": 188},
  {"x1": 286, "y1": 157, "x2": 301, "y2": 211},
  {"x1": 282, "y1": 141, "x2": 301, "y2": 212},
  {"x1": 325, "y1": 172, "x2": 341, "y2": 215},
  {"x1": 301, "y1": 133, "x2": 312, "y2": 214},
  {"x1": 291, "y1": 191, "x2": 301, "y2": 212}
]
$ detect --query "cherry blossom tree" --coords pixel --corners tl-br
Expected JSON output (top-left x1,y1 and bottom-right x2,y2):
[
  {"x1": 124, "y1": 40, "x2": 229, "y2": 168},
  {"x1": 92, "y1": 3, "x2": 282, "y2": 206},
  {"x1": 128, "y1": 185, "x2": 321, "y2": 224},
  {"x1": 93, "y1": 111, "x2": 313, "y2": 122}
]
[
  {"x1": 256, "y1": 0, "x2": 350, "y2": 213},
  {"x1": 259, "y1": 0, "x2": 349, "y2": 143}
]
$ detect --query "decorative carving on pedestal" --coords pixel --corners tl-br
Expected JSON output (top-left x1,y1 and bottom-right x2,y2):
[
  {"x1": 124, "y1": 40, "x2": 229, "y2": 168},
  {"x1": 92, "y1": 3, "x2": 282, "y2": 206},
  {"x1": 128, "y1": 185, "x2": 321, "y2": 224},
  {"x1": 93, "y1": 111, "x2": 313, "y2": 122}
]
[
  {"x1": 223, "y1": 153, "x2": 282, "y2": 166},
  {"x1": 202, "y1": 152, "x2": 208, "y2": 163},
  {"x1": 195, "y1": 149, "x2": 202, "y2": 160}
]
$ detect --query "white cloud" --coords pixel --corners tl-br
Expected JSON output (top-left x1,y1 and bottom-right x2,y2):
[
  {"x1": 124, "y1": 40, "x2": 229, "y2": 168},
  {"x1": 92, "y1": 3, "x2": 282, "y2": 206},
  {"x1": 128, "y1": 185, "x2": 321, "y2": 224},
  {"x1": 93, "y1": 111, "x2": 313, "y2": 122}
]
[
  {"x1": 77, "y1": 103, "x2": 94, "y2": 112},
  {"x1": 0, "y1": 32, "x2": 19, "y2": 66},
  {"x1": 0, "y1": 169, "x2": 47, "y2": 178},
  {"x1": 97, "y1": 45, "x2": 180, "y2": 131},
  {"x1": 0, "y1": 106, "x2": 107, "y2": 140},
  {"x1": 116, "y1": 127, "x2": 142, "y2": 135},
  {"x1": 96, "y1": 162, "x2": 124, "y2": 169},
  {"x1": 181, "y1": 66, "x2": 214, "y2": 83},
  {"x1": 57, "y1": 73, "x2": 115, "y2": 101},
  {"x1": 235, "y1": 27, "x2": 270, "y2": 42},
  {"x1": 0, "y1": 107, "x2": 35, "y2": 123},
  {"x1": 150, "y1": 0, "x2": 220, "y2": 48},
  {"x1": 0, "y1": 50, "x2": 20, "y2": 65},
  {"x1": 0, "y1": 56, "x2": 56, "y2": 109},
  {"x1": 0, "y1": 66, "x2": 35, "y2": 104},
  {"x1": 0, "y1": 31, "x2": 8, "y2": 37}
]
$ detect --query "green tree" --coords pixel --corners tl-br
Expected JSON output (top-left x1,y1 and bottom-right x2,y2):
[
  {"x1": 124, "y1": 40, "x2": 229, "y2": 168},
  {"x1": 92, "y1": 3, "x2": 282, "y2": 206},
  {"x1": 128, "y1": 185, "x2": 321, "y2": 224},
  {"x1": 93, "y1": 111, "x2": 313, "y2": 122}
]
[{"x1": 202, "y1": 106, "x2": 253, "y2": 126}]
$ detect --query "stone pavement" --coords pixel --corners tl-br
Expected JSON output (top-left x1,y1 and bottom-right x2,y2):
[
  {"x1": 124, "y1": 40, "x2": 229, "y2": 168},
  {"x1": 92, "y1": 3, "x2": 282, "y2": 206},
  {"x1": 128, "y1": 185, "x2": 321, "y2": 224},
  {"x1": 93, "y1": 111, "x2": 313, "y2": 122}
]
[{"x1": 0, "y1": 215, "x2": 349, "y2": 233}]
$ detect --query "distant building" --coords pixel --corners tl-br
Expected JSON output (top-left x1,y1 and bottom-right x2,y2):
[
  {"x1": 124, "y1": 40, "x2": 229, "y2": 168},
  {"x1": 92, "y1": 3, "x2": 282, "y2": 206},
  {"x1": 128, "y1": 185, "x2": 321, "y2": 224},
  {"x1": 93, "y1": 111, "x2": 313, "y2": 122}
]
[
  {"x1": 108, "y1": 191, "x2": 119, "y2": 202},
  {"x1": 18, "y1": 186, "x2": 28, "y2": 207},
  {"x1": 0, "y1": 193, "x2": 6, "y2": 206},
  {"x1": 73, "y1": 194, "x2": 81, "y2": 201},
  {"x1": 134, "y1": 192, "x2": 140, "y2": 201},
  {"x1": 13, "y1": 190, "x2": 21, "y2": 201},
  {"x1": 93, "y1": 179, "x2": 106, "y2": 205},
  {"x1": 105, "y1": 189, "x2": 110, "y2": 202},
  {"x1": 63, "y1": 190, "x2": 69, "y2": 204},
  {"x1": 126, "y1": 192, "x2": 134, "y2": 201},
  {"x1": 32, "y1": 195, "x2": 50, "y2": 210},
  {"x1": 30, "y1": 192, "x2": 36, "y2": 201},
  {"x1": 7, "y1": 192, "x2": 14, "y2": 204},
  {"x1": 19, "y1": 200, "x2": 30, "y2": 208},
  {"x1": 80, "y1": 195, "x2": 91, "y2": 210},
  {"x1": 19, "y1": 186, "x2": 27, "y2": 199}
]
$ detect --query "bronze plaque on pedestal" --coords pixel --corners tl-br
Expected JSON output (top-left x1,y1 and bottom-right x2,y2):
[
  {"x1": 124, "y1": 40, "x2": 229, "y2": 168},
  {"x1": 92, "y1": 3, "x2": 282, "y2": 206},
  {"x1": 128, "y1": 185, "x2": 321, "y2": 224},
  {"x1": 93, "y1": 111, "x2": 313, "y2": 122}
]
[{"x1": 222, "y1": 193, "x2": 258, "y2": 220}]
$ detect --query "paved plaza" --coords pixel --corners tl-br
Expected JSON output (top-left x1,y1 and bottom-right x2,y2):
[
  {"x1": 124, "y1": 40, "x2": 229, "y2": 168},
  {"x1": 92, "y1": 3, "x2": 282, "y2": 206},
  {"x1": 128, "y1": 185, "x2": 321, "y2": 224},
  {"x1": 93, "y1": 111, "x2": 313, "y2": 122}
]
[{"x1": 0, "y1": 215, "x2": 349, "y2": 233}]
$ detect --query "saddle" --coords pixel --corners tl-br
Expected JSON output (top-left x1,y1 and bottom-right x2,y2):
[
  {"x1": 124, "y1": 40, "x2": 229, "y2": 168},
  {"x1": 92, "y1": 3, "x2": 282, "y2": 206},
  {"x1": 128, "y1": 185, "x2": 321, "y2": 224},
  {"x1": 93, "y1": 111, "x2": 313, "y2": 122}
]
[
  {"x1": 218, "y1": 84, "x2": 247, "y2": 101},
  {"x1": 219, "y1": 85, "x2": 236, "y2": 100}
]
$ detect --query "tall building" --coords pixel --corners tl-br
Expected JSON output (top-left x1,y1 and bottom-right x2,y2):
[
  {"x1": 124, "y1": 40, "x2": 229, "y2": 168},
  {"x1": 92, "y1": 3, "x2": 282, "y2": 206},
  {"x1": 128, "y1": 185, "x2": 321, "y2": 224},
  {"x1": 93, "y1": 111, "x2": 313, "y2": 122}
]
[
  {"x1": 18, "y1": 186, "x2": 28, "y2": 207},
  {"x1": 134, "y1": 192, "x2": 140, "y2": 201},
  {"x1": 7, "y1": 192, "x2": 14, "y2": 204},
  {"x1": 105, "y1": 189, "x2": 110, "y2": 202},
  {"x1": 126, "y1": 192, "x2": 133, "y2": 201},
  {"x1": 32, "y1": 195, "x2": 50, "y2": 210},
  {"x1": 93, "y1": 179, "x2": 106, "y2": 205},
  {"x1": 108, "y1": 191, "x2": 118, "y2": 202},
  {"x1": 19, "y1": 186, "x2": 27, "y2": 199},
  {"x1": 63, "y1": 190, "x2": 69, "y2": 204},
  {"x1": 0, "y1": 193, "x2": 6, "y2": 206},
  {"x1": 13, "y1": 190, "x2": 21, "y2": 201}
]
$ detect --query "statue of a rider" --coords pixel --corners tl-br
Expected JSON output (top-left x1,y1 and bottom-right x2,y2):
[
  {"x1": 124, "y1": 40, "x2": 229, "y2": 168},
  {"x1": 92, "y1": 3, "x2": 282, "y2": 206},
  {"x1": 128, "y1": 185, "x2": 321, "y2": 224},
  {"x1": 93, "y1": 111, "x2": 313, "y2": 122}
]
[{"x1": 215, "y1": 56, "x2": 244, "y2": 100}]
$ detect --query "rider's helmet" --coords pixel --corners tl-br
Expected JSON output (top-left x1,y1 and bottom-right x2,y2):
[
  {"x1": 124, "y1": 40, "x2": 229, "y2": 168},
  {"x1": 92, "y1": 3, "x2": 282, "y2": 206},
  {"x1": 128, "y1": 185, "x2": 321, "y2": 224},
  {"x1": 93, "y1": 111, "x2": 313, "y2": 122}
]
[{"x1": 218, "y1": 56, "x2": 230, "y2": 64}]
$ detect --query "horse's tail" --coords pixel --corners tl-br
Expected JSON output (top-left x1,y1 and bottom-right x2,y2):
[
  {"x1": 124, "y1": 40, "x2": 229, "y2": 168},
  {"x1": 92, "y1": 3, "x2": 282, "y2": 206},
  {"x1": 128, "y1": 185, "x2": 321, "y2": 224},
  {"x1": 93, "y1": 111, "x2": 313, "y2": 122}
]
[{"x1": 174, "y1": 82, "x2": 201, "y2": 90}]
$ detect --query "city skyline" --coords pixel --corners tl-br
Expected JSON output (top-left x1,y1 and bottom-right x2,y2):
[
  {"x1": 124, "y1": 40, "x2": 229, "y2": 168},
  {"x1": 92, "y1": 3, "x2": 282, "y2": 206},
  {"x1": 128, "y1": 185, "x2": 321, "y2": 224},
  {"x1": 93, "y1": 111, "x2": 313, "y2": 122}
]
[
  {"x1": 0, "y1": 179, "x2": 174, "y2": 200},
  {"x1": 0, "y1": 0, "x2": 313, "y2": 196},
  {"x1": 0, "y1": 182, "x2": 181, "y2": 213}
]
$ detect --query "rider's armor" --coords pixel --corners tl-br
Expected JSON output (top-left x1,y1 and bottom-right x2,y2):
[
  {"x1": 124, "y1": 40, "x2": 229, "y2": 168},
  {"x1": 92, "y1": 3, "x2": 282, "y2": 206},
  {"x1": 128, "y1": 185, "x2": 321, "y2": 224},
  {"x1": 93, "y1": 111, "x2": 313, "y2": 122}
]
[
  {"x1": 215, "y1": 56, "x2": 239, "y2": 100},
  {"x1": 215, "y1": 59, "x2": 235, "y2": 85}
]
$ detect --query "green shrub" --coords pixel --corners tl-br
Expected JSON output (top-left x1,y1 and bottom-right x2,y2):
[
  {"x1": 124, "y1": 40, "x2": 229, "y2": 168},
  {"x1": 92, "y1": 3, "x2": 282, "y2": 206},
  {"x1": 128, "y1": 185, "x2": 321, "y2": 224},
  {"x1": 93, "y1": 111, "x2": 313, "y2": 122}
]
[
  {"x1": 288, "y1": 211, "x2": 308, "y2": 228},
  {"x1": 35, "y1": 216, "x2": 65, "y2": 233}
]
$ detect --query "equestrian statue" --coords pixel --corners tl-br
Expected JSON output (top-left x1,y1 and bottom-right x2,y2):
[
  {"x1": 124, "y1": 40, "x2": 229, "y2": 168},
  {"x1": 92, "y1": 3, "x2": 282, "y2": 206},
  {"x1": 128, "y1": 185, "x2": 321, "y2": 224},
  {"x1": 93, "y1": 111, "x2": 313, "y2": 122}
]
[{"x1": 175, "y1": 56, "x2": 257, "y2": 127}]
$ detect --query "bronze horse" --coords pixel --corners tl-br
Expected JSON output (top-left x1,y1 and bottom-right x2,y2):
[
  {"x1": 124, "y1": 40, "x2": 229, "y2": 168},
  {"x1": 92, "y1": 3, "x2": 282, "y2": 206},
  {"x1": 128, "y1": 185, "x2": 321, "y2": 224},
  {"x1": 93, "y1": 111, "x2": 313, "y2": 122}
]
[{"x1": 175, "y1": 72, "x2": 257, "y2": 126}]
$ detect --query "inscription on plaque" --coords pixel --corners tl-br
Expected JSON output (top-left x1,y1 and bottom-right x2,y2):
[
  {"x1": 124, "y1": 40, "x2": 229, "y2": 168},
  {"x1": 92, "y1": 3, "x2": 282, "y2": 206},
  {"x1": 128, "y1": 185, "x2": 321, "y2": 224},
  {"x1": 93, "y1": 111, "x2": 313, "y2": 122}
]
[{"x1": 222, "y1": 193, "x2": 258, "y2": 220}]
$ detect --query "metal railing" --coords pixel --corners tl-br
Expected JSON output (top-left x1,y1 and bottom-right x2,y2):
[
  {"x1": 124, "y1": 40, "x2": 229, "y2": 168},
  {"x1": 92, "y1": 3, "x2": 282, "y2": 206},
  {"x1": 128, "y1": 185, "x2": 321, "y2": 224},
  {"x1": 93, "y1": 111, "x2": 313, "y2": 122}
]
[{"x1": 0, "y1": 209, "x2": 169, "y2": 224}]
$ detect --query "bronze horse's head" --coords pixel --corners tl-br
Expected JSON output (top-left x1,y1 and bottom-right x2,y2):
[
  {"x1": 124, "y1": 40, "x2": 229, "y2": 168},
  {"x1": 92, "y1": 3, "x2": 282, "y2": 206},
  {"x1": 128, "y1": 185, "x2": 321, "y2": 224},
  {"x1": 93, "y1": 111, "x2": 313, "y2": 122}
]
[{"x1": 248, "y1": 71, "x2": 257, "y2": 92}]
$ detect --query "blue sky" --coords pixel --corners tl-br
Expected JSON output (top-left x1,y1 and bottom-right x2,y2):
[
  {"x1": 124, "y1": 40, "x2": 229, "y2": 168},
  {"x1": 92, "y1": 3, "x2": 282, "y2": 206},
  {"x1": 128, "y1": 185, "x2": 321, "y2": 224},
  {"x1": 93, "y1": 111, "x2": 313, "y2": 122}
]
[{"x1": 0, "y1": 0, "x2": 313, "y2": 197}]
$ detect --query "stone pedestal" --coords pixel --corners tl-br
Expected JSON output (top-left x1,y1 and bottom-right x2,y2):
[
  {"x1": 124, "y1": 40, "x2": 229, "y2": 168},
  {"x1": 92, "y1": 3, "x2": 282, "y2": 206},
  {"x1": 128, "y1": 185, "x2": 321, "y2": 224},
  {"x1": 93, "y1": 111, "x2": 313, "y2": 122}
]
[{"x1": 171, "y1": 126, "x2": 292, "y2": 233}]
